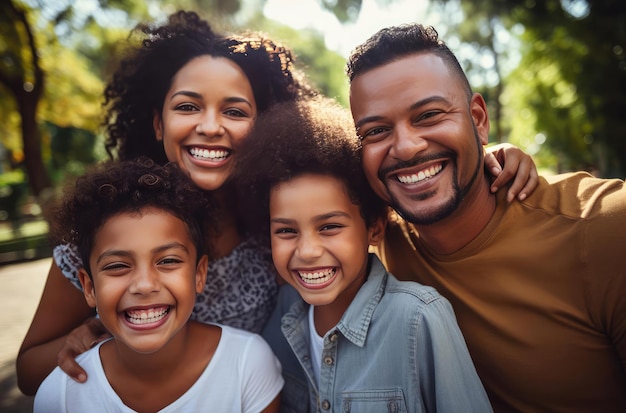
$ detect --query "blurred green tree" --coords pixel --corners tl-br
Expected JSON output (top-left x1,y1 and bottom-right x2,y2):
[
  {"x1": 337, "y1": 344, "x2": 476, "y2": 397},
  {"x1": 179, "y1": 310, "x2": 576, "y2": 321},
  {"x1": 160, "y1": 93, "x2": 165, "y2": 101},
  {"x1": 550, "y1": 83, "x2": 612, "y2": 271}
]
[{"x1": 433, "y1": 0, "x2": 626, "y2": 176}]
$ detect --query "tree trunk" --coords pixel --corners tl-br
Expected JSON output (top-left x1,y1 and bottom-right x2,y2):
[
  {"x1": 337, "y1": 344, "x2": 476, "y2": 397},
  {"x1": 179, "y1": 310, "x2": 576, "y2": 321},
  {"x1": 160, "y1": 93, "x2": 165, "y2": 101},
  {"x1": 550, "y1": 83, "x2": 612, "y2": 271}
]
[{"x1": 0, "y1": 1, "x2": 55, "y2": 222}]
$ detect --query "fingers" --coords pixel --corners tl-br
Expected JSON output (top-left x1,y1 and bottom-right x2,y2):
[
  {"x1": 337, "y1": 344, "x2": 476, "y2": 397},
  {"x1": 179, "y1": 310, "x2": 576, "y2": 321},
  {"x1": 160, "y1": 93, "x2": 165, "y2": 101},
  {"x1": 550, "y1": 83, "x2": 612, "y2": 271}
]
[
  {"x1": 57, "y1": 346, "x2": 88, "y2": 383},
  {"x1": 513, "y1": 163, "x2": 539, "y2": 202},
  {"x1": 502, "y1": 153, "x2": 538, "y2": 202},
  {"x1": 485, "y1": 143, "x2": 539, "y2": 202},
  {"x1": 56, "y1": 317, "x2": 111, "y2": 383},
  {"x1": 484, "y1": 151, "x2": 502, "y2": 178}
]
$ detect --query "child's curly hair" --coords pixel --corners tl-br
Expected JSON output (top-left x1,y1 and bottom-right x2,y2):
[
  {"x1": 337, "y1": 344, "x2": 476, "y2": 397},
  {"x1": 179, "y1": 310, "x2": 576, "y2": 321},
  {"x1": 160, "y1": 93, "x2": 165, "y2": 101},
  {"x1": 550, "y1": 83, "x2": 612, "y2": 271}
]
[
  {"x1": 50, "y1": 157, "x2": 216, "y2": 275},
  {"x1": 103, "y1": 10, "x2": 317, "y2": 164},
  {"x1": 234, "y1": 96, "x2": 386, "y2": 243}
]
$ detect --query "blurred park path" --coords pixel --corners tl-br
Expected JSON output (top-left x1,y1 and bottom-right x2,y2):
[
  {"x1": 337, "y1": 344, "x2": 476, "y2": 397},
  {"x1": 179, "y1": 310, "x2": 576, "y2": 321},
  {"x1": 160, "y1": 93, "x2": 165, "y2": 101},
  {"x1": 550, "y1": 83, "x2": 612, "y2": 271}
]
[{"x1": 0, "y1": 257, "x2": 51, "y2": 412}]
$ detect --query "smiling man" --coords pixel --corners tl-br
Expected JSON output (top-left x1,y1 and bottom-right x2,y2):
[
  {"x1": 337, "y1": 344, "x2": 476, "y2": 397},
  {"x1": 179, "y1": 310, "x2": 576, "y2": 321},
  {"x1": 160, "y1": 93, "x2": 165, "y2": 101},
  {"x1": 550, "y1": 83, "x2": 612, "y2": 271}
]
[{"x1": 347, "y1": 23, "x2": 626, "y2": 413}]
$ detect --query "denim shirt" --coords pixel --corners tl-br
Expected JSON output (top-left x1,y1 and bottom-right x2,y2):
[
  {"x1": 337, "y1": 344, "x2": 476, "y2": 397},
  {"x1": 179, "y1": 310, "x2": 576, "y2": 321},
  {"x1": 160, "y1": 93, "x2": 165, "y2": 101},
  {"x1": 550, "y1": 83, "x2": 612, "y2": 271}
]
[{"x1": 264, "y1": 255, "x2": 492, "y2": 413}]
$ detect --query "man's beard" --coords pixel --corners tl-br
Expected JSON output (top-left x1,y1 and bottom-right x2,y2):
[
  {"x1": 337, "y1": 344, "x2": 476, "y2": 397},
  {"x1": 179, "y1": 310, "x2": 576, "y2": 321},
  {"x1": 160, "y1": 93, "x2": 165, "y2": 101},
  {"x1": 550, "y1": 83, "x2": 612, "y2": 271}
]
[{"x1": 385, "y1": 127, "x2": 484, "y2": 226}]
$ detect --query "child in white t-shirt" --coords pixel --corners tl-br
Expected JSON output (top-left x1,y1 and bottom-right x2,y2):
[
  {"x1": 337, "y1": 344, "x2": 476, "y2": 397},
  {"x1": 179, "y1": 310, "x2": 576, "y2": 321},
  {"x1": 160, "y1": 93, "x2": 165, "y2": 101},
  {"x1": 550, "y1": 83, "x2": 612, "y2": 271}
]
[{"x1": 34, "y1": 158, "x2": 282, "y2": 413}]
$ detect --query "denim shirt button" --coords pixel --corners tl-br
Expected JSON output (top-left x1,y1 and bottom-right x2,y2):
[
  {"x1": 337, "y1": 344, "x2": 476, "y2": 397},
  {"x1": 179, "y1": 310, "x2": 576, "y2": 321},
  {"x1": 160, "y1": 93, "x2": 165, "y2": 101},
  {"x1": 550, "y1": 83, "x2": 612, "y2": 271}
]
[
  {"x1": 388, "y1": 400, "x2": 398, "y2": 412},
  {"x1": 342, "y1": 400, "x2": 351, "y2": 412},
  {"x1": 321, "y1": 400, "x2": 331, "y2": 410},
  {"x1": 329, "y1": 332, "x2": 338, "y2": 342},
  {"x1": 323, "y1": 356, "x2": 334, "y2": 365}
]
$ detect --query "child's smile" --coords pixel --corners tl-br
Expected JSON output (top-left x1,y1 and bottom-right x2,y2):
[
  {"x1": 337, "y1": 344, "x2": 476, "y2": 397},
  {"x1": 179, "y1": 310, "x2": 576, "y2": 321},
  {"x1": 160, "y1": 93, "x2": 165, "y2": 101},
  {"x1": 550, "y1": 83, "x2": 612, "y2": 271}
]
[
  {"x1": 294, "y1": 267, "x2": 338, "y2": 289},
  {"x1": 80, "y1": 210, "x2": 207, "y2": 355},
  {"x1": 123, "y1": 305, "x2": 171, "y2": 328}
]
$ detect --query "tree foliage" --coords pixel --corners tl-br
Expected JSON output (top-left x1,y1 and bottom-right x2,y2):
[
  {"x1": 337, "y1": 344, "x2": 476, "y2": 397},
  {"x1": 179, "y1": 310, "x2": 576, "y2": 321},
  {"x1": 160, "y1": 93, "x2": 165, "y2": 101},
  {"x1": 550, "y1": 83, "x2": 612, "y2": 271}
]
[{"x1": 432, "y1": 0, "x2": 626, "y2": 176}]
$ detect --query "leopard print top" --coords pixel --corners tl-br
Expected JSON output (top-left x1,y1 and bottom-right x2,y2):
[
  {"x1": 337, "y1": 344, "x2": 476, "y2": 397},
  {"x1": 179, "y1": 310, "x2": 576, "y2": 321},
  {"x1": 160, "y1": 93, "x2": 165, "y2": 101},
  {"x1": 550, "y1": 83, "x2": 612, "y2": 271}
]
[{"x1": 53, "y1": 237, "x2": 278, "y2": 334}]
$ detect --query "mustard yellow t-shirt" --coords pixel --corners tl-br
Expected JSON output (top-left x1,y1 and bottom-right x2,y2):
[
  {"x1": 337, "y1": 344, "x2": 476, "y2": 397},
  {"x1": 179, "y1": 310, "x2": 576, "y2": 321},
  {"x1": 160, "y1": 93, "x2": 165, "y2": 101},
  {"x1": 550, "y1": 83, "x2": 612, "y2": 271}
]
[{"x1": 377, "y1": 171, "x2": 626, "y2": 413}]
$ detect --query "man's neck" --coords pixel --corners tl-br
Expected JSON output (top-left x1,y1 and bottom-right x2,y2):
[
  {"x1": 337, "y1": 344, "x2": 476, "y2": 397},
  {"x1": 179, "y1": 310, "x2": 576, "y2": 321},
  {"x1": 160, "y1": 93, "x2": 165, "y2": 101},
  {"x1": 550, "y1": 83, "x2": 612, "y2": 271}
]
[{"x1": 414, "y1": 179, "x2": 496, "y2": 255}]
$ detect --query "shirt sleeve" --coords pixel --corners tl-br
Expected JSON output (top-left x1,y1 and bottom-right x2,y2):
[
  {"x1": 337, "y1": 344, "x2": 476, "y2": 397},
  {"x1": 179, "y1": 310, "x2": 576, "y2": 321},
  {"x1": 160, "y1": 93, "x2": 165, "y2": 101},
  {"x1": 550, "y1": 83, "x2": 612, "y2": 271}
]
[
  {"x1": 33, "y1": 368, "x2": 67, "y2": 413},
  {"x1": 416, "y1": 297, "x2": 494, "y2": 412},
  {"x1": 241, "y1": 334, "x2": 285, "y2": 413},
  {"x1": 52, "y1": 243, "x2": 83, "y2": 290}
]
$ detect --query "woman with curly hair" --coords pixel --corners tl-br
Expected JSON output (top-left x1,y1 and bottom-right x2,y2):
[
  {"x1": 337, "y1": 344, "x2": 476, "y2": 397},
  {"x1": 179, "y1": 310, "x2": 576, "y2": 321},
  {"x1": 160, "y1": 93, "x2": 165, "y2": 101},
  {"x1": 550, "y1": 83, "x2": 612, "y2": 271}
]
[{"x1": 17, "y1": 10, "x2": 315, "y2": 395}]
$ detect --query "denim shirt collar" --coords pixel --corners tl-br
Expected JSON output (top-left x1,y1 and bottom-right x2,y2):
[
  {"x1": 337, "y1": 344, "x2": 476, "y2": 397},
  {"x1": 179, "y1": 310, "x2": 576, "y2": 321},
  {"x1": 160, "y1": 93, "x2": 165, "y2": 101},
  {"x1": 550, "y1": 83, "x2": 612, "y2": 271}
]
[
  {"x1": 281, "y1": 254, "x2": 388, "y2": 348},
  {"x1": 334, "y1": 254, "x2": 388, "y2": 347}
]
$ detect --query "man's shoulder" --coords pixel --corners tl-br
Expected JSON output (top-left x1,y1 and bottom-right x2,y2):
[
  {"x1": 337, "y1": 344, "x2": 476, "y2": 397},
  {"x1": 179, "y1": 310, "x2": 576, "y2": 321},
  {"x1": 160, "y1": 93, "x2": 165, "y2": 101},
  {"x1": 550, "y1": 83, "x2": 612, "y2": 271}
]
[{"x1": 523, "y1": 171, "x2": 625, "y2": 218}]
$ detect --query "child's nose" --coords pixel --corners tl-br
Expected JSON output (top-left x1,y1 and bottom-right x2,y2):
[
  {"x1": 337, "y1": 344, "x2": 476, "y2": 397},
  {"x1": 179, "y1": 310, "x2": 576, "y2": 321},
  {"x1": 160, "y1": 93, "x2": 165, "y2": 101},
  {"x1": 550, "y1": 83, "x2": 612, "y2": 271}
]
[
  {"x1": 296, "y1": 234, "x2": 323, "y2": 261},
  {"x1": 129, "y1": 267, "x2": 161, "y2": 294}
]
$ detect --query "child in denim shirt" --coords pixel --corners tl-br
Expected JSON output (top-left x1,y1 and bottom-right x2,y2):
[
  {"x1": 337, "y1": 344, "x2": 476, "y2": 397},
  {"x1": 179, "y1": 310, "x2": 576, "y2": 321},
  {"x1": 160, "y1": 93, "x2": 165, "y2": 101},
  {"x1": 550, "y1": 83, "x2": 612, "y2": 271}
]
[{"x1": 236, "y1": 96, "x2": 492, "y2": 413}]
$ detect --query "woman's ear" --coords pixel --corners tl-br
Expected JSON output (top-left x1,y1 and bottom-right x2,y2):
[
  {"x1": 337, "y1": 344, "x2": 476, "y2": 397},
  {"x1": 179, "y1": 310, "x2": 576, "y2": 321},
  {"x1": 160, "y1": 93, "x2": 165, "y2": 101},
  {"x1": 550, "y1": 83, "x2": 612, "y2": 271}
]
[
  {"x1": 153, "y1": 110, "x2": 164, "y2": 141},
  {"x1": 78, "y1": 268, "x2": 97, "y2": 309},
  {"x1": 195, "y1": 255, "x2": 209, "y2": 294},
  {"x1": 367, "y1": 216, "x2": 386, "y2": 247}
]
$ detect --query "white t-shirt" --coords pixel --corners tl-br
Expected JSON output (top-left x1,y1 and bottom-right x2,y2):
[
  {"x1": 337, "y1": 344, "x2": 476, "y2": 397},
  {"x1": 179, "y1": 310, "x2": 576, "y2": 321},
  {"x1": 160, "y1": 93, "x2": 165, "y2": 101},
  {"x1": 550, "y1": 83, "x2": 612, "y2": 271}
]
[
  {"x1": 34, "y1": 325, "x2": 283, "y2": 413},
  {"x1": 308, "y1": 305, "x2": 324, "y2": 387}
]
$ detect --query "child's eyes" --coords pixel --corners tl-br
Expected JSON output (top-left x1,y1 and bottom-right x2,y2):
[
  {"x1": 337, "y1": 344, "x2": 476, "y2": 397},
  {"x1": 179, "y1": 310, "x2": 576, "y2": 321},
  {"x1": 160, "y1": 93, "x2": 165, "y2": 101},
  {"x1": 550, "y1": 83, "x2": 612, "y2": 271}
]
[
  {"x1": 158, "y1": 257, "x2": 184, "y2": 266},
  {"x1": 101, "y1": 262, "x2": 130, "y2": 272},
  {"x1": 320, "y1": 224, "x2": 341, "y2": 231}
]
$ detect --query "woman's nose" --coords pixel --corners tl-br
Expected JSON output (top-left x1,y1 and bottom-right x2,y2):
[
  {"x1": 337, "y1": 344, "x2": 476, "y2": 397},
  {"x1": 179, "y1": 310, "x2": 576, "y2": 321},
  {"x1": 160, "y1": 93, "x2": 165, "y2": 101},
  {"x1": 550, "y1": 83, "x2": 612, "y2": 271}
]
[{"x1": 196, "y1": 110, "x2": 225, "y2": 137}]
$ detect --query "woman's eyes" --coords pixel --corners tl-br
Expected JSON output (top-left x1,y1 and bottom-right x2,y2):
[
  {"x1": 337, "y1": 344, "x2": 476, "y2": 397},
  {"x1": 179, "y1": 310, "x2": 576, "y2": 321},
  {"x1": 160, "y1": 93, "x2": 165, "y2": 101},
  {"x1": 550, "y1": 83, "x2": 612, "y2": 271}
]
[
  {"x1": 224, "y1": 108, "x2": 248, "y2": 118},
  {"x1": 274, "y1": 227, "x2": 296, "y2": 235},
  {"x1": 173, "y1": 104, "x2": 249, "y2": 118},
  {"x1": 175, "y1": 103, "x2": 198, "y2": 112}
]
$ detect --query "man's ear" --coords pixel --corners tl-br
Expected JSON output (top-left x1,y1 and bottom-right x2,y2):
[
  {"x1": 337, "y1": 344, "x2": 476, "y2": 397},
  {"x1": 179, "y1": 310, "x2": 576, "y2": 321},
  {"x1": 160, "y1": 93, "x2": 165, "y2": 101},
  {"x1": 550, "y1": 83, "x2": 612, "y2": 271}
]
[
  {"x1": 195, "y1": 255, "x2": 209, "y2": 294},
  {"x1": 367, "y1": 216, "x2": 386, "y2": 247},
  {"x1": 470, "y1": 93, "x2": 490, "y2": 146},
  {"x1": 153, "y1": 110, "x2": 164, "y2": 141},
  {"x1": 78, "y1": 268, "x2": 97, "y2": 309}
]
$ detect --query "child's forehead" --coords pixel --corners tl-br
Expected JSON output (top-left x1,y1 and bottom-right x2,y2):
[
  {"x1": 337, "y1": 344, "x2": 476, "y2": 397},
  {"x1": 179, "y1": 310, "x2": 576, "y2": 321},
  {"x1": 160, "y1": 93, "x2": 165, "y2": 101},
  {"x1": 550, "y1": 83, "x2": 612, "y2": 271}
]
[
  {"x1": 270, "y1": 173, "x2": 363, "y2": 215},
  {"x1": 273, "y1": 173, "x2": 350, "y2": 196},
  {"x1": 93, "y1": 209, "x2": 193, "y2": 249}
]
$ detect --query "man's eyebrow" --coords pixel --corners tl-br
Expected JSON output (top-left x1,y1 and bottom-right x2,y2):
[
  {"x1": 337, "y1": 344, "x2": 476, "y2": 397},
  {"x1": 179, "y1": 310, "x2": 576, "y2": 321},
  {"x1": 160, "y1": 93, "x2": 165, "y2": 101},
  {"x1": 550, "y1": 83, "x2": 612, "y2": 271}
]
[
  {"x1": 409, "y1": 95, "x2": 449, "y2": 111},
  {"x1": 355, "y1": 115, "x2": 384, "y2": 130}
]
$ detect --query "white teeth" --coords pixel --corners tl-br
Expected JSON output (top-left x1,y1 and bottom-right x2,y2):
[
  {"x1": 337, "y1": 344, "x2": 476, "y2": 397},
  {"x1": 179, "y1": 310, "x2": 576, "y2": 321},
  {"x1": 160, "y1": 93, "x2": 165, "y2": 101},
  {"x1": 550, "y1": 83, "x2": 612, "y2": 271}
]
[
  {"x1": 297, "y1": 268, "x2": 336, "y2": 285},
  {"x1": 397, "y1": 164, "x2": 443, "y2": 184},
  {"x1": 126, "y1": 307, "x2": 169, "y2": 325},
  {"x1": 189, "y1": 147, "x2": 229, "y2": 161}
]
